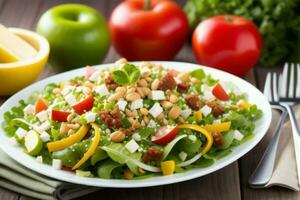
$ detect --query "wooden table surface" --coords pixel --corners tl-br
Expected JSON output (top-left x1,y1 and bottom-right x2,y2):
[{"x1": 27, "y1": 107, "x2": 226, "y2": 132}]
[{"x1": 0, "y1": 0, "x2": 298, "y2": 199}]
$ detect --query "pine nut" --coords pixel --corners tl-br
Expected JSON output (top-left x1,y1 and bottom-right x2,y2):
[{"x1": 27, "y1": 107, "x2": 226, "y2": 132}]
[
  {"x1": 126, "y1": 92, "x2": 140, "y2": 102},
  {"x1": 116, "y1": 86, "x2": 127, "y2": 95},
  {"x1": 138, "y1": 79, "x2": 148, "y2": 87},
  {"x1": 191, "y1": 77, "x2": 200, "y2": 84},
  {"x1": 177, "y1": 72, "x2": 190, "y2": 82},
  {"x1": 67, "y1": 123, "x2": 80, "y2": 130},
  {"x1": 169, "y1": 94, "x2": 178, "y2": 103},
  {"x1": 132, "y1": 120, "x2": 141, "y2": 129},
  {"x1": 124, "y1": 169, "x2": 134, "y2": 179},
  {"x1": 131, "y1": 109, "x2": 138, "y2": 118},
  {"x1": 128, "y1": 117, "x2": 135, "y2": 124},
  {"x1": 156, "y1": 113, "x2": 164, "y2": 121},
  {"x1": 110, "y1": 130, "x2": 126, "y2": 142},
  {"x1": 127, "y1": 87, "x2": 136, "y2": 94},
  {"x1": 145, "y1": 77, "x2": 152, "y2": 82},
  {"x1": 83, "y1": 81, "x2": 95, "y2": 89},
  {"x1": 136, "y1": 87, "x2": 145, "y2": 98},
  {"x1": 67, "y1": 113, "x2": 74, "y2": 122},
  {"x1": 108, "y1": 92, "x2": 124, "y2": 102},
  {"x1": 125, "y1": 109, "x2": 133, "y2": 117},
  {"x1": 178, "y1": 116, "x2": 185, "y2": 123},
  {"x1": 141, "y1": 87, "x2": 151, "y2": 96},
  {"x1": 115, "y1": 58, "x2": 128, "y2": 65},
  {"x1": 53, "y1": 88, "x2": 61, "y2": 95},
  {"x1": 143, "y1": 116, "x2": 149, "y2": 124},
  {"x1": 140, "y1": 108, "x2": 148, "y2": 115},
  {"x1": 151, "y1": 79, "x2": 160, "y2": 90},
  {"x1": 168, "y1": 105, "x2": 182, "y2": 119},
  {"x1": 59, "y1": 122, "x2": 69, "y2": 135},
  {"x1": 68, "y1": 129, "x2": 75, "y2": 135},
  {"x1": 163, "y1": 118, "x2": 169, "y2": 125},
  {"x1": 160, "y1": 100, "x2": 173, "y2": 109}
]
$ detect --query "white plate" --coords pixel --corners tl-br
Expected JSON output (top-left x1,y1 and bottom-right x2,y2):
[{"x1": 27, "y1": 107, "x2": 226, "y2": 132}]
[{"x1": 0, "y1": 61, "x2": 271, "y2": 188}]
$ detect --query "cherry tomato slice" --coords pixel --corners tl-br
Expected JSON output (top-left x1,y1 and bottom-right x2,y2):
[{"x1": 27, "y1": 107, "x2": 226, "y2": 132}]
[
  {"x1": 151, "y1": 126, "x2": 179, "y2": 145},
  {"x1": 35, "y1": 97, "x2": 48, "y2": 114},
  {"x1": 212, "y1": 83, "x2": 230, "y2": 101},
  {"x1": 51, "y1": 109, "x2": 70, "y2": 122},
  {"x1": 62, "y1": 166, "x2": 74, "y2": 172},
  {"x1": 72, "y1": 95, "x2": 94, "y2": 115}
]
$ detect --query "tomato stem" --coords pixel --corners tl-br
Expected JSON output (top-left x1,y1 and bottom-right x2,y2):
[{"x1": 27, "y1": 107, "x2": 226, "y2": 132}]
[{"x1": 144, "y1": 0, "x2": 151, "y2": 10}]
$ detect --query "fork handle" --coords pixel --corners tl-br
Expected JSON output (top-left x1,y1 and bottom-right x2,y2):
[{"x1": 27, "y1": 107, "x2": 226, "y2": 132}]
[
  {"x1": 282, "y1": 105, "x2": 300, "y2": 187},
  {"x1": 248, "y1": 106, "x2": 287, "y2": 187}
]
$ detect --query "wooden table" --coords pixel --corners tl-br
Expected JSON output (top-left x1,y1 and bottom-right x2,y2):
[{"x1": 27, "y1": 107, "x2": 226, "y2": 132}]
[{"x1": 0, "y1": 0, "x2": 298, "y2": 199}]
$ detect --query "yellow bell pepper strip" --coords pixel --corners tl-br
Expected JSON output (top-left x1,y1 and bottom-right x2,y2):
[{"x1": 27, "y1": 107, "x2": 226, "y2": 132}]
[
  {"x1": 178, "y1": 124, "x2": 213, "y2": 154},
  {"x1": 202, "y1": 121, "x2": 231, "y2": 133},
  {"x1": 72, "y1": 123, "x2": 100, "y2": 170},
  {"x1": 161, "y1": 160, "x2": 175, "y2": 176},
  {"x1": 237, "y1": 99, "x2": 251, "y2": 110},
  {"x1": 47, "y1": 125, "x2": 89, "y2": 152},
  {"x1": 194, "y1": 111, "x2": 203, "y2": 121}
]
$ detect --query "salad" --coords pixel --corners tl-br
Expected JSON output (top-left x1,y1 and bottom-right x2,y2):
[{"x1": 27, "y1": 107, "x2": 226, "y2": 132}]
[{"x1": 3, "y1": 59, "x2": 262, "y2": 179}]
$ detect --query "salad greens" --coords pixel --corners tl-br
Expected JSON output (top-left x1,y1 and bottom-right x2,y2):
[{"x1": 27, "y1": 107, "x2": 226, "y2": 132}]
[
  {"x1": 3, "y1": 60, "x2": 262, "y2": 179},
  {"x1": 184, "y1": 0, "x2": 300, "y2": 66}
]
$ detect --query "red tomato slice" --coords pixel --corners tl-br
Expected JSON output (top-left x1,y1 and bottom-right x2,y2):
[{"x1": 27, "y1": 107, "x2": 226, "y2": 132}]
[
  {"x1": 212, "y1": 83, "x2": 230, "y2": 101},
  {"x1": 35, "y1": 97, "x2": 48, "y2": 114},
  {"x1": 72, "y1": 95, "x2": 94, "y2": 115},
  {"x1": 85, "y1": 66, "x2": 97, "y2": 80},
  {"x1": 151, "y1": 126, "x2": 178, "y2": 145},
  {"x1": 51, "y1": 109, "x2": 70, "y2": 122},
  {"x1": 62, "y1": 166, "x2": 74, "y2": 172}
]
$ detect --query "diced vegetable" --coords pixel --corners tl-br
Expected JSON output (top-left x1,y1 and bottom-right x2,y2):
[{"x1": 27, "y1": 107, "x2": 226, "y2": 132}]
[
  {"x1": 72, "y1": 95, "x2": 94, "y2": 115},
  {"x1": 24, "y1": 130, "x2": 43, "y2": 156},
  {"x1": 51, "y1": 109, "x2": 70, "y2": 122},
  {"x1": 203, "y1": 122, "x2": 231, "y2": 133},
  {"x1": 151, "y1": 126, "x2": 179, "y2": 145},
  {"x1": 212, "y1": 83, "x2": 229, "y2": 101},
  {"x1": 161, "y1": 160, "x2": 175, "y2": 175},
  {"x1": 47, "y1": 125, "x2": 89, "y2": 152},
  {"x1": 72, "y1": 123, "x2": 100, "y2": 169},
  {"x1": 35, "y1": 97, "x2": 48, "y2": 114}
]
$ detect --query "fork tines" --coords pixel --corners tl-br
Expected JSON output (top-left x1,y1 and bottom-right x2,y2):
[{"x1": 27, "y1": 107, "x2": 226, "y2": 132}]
[{"x1": 279, "y1": 63, "x2": 300, "y2": 102}]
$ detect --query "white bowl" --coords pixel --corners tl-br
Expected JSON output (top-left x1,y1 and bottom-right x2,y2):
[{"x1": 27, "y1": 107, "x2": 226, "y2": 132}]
[{"x1": 0, "y1": 61, "x2": 272, "y2": 188}]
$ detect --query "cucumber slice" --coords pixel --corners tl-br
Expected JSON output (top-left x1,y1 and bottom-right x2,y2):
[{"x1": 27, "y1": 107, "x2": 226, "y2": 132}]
[{"x1": 24, "y1": 130, "x2": 43, "y2": 156}]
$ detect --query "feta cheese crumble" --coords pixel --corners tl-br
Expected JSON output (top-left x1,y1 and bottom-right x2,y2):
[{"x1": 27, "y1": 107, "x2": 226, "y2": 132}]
[
  {"x1": 94, "y1": 84, "x2": 109, "y2": 96},
  {"x1": 40, "y1": 131, "x2": 51, "y2": 142},
  {"x1": 52, "y1": 159, "x2": 62, "y2": 170},
  {"x1": 117, "y1": 100, "x2": 127, "y2": 111},
  {"x1": 180, "y1": 108, "x2": 192, "y2": 119},
  {"x1": 149, "y1": 102, "x2": 163, "y2": 118},
  {"x1": 23, "y1": 104, "x2": 35, "y2": 115},
  {"x1": 85, "y1": 112, "x2": 96, "y2": 123},
  {"x1": 16, "y1": 127, "x2": 27, "y2": 139},
  {"x1": 64, "y1": 93, "x2": 77, "y2": 105},
  {"x1": 125, "y1": 139, "x2": 139, "y2": 153},
  {"x1": 36, "y1": 110, "x2": 48, "y2": 122},
  {"x1": 233, "y1": 130, "x2": 244, "y2": 141},
  {"x1": 148, "y1": 90, "x2": 165, "y2": 100},
  {"x1": 179, "y1": 151, "x2": 187, "y2": 161},
  {"x1": 200, "y1": 105, "x2": 212, "y2": 117},
  {"x1": 131, "y1": 99, "x2": 143, "y2": 110}
]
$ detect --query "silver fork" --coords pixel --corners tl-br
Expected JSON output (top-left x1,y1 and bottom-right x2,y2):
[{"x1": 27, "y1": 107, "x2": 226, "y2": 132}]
[
  {"x1": 279, "y1": 63, "x2": 300, "y2": 186},
  {"x1": 248, "y1": 72, "x2": 287, "y2": 187}
]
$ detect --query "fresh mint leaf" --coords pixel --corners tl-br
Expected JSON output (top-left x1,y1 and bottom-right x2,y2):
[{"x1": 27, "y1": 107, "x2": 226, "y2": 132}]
[
  {"x1": 112, "y1": 70, "x2": 129, "y2": 85},
  {"x1": 191, "y1": 69, "x2": 205, "y2": 80}
]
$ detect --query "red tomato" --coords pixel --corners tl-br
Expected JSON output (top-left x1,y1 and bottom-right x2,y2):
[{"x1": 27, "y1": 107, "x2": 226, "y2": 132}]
[
  {"x1": 212, "y1": 83, "x2": 229, "y2": 101},
  {"x1": 85, "y1": 66, "x2": 97, "y2": 80},
  {"x1": 51, "y1": 109, "x2": 70, "y2": 122},
  {"x1": 35, "y1": 97, "x2": 48, "y2": 114},
  {"x1": 62, "y1": 166, "x2": 74, "y2": 172},
  {"x1": 109, "y1": 0, "x2": 189, "y2": 60},
  {"x1": 192, "y1": 15, "x2": 262, "y2": 76},
  {"x1": 72, "y1": 95, "x2": 94, "y2": 115},
  {"x1": 151, "y1": 125, "x2": 178, "y2": 145}
]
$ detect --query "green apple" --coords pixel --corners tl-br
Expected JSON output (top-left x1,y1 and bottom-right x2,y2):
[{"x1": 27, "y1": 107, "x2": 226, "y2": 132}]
[{"x1": 36, "y1": 4, "x2": 110, "y2": 71}]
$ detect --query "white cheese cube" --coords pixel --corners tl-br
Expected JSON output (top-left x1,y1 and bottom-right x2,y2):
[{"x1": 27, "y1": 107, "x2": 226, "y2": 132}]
[
  {"x1": 188, "y1": 135, "x2": 197, "y2": 142},
  {"x1": 94, "y1": 84, "x2": 109, "y2": 96},
  {"x1": 125, "y1": 139, "x2": 139, "y2": 153},
  {"x1": 64, "y1": 93, "x2": 77, "y2": 105},
  {"x1": 35, "y1": 121, "x2": 51, "y2": 133},
  {"x1": 85, "y1": 112, "x2": 96, "y2": 123},
  {"x1": 200, "y1": 105, "x2": 212, "y2": 117},
  {"x1": 89, "y1": 71, "x2": 100, "y2": 82},
  {"x1": 148, "y1": 90, "x2": 165, "y2": 100},
  {"x1": 61, "y1": 85, "x2": 75, "y2": 96},
  {"x1": 233, "y1": 130, "x2": 244, "y2": 141},
  {"x1": 23, "y1": 104, "x2": 35, "y2": 115},
  {"x1": 149, "y1": 102, "x2": 163, "y2": 118},
  {"x1": 213, "y1": 119, "x2": 221, "y2": 124},
  {"x1": 36, "y1": 110, "x2": 48, "y2": 122},
  {"x1": 117, "y1": 100, "x2": 127, "y2": 111},
  {"x1": 132, "y1": 133, "x2": 141, "y2": 141},
  {"x1": 40, "y1": 131, "x2": 51, "y2": 142},
  {"x1": 36, "y1": 156, "x2": 43, "y2": 163},
  {"x1": 179, "y1": 151, "x2": 187, "y2": 161},
  {"x1": 131, "y1": 99, "x2": 143, "y2": 110},
  {"x1": 147, "y1": 120, "x2": 157, "y2": 128},
  {"x1": 52, "y1": 159, "x2": 62, "y2": 170},
  {"x1": 15, "y1": 127, "x2": 27, "y2": 139},
  {"x1": 180, "y1": 108, "x2": 192, "y2": 119}
]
